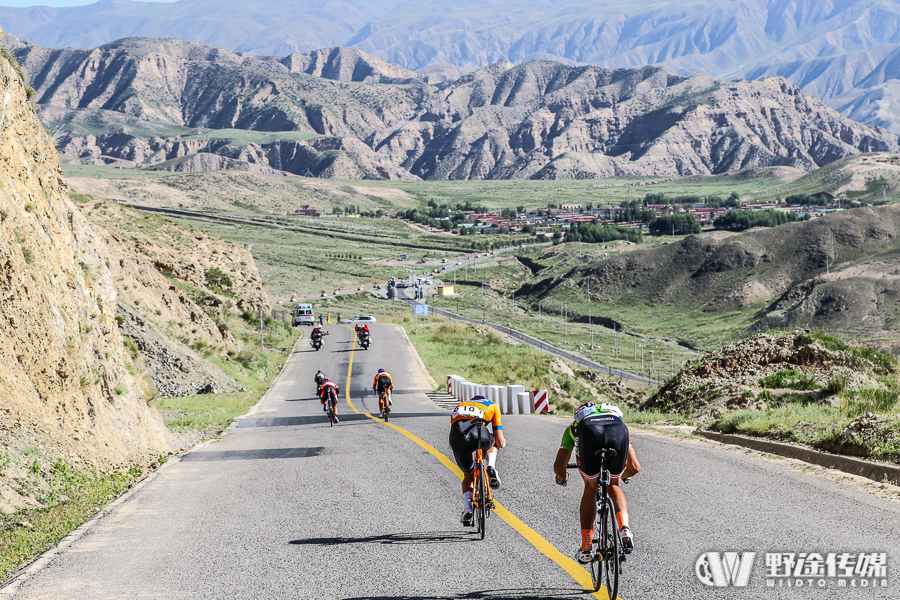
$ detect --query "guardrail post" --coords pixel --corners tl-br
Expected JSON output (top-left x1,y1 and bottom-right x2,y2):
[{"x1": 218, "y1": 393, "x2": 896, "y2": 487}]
[{"x1": 516, "y1": 392, "x2": 532, "y2": 415}]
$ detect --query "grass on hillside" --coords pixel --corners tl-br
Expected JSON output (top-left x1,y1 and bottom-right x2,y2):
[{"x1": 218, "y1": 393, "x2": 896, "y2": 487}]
[
  {"x1": 0, "y1": 463, "x2": 138, "y2": 582},
  {"x1": 155, "y1": 312, "x2": 300, "y2": 438}
]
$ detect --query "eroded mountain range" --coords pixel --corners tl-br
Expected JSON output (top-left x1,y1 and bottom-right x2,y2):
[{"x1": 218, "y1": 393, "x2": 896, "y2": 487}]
[
  {"x1": 3, "y1": 0, "x2": 900, "y2": 130},
  {"x1": 6, "y1": 36, "x2": 899, "y2": 181}
]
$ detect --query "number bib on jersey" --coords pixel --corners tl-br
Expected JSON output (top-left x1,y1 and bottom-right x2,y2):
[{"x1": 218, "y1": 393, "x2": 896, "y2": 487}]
[{"x1": 452, "y1": 405, "x2": 485, "y2": 420}]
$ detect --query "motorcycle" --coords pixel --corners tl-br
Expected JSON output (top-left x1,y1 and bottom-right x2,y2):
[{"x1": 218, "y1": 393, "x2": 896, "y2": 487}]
[
  {"x1": 359, "y1": 331, "x2": 370, "y2": 350},
  {"x1": 311, "y1": 335, "x2": 323, "y2": 351}
]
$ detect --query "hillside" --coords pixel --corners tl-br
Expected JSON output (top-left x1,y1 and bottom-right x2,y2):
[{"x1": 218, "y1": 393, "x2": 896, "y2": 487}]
[
  {"x1": 515, "y1": 204, "x2": 900, "y2": 350},
  {"x1": 4, "y1": 0, "x2": 900, "y2": 129},
  {"x1": 0, "y1": 24, "x2": 275, "y2": 521},
  {"x1": 0, "y1": 28, "x2": 170, "y2": 511},
  {"x1": 6, "y1": 36, "x2": 899, "y2": 180}
]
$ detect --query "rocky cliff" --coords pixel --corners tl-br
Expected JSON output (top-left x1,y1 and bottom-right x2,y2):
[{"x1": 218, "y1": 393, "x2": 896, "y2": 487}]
[
  {"x1": 0, "y1": 28, "x2": 171, "y2": 510},
  {"x1": 7, "y1": 36, "x2": 899, "y2": 180}
]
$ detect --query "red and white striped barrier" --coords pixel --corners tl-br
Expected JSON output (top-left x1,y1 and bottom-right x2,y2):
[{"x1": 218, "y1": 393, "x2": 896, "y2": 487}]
[
  {"x1": 532, "y1": 390, "x2": 549, "y2": 413},
  {"x1": 447, "y1": 375, "x2": 453, "y2": 394}
]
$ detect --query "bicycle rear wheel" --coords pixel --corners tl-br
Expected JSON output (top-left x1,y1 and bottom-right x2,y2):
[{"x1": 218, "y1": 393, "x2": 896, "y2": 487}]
[
  {"x1": 597, "y1": 497, "x2": 619, "y2": 597},
  {"x1": 328, "y1": 398, "x2": 337, "y2": 426},
  {"x1": 476, "y1": 463, "x2": 487, "y2": 539}
]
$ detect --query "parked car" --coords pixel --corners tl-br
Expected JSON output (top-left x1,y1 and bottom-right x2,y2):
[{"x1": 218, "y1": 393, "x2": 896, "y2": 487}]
[{"x1": 348, "y1": 315, "x2": 377, "y2": 323}]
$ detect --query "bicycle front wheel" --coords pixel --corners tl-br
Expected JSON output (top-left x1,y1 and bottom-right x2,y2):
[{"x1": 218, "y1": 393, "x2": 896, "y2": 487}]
[{"x1": 599, "y1": 497, "x2": 619, "y2": 597}]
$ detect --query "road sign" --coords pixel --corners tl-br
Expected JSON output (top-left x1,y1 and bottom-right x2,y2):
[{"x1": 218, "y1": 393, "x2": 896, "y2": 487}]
[{"x1": 412, "y1": 304, "x2": 429, "y2": 316}]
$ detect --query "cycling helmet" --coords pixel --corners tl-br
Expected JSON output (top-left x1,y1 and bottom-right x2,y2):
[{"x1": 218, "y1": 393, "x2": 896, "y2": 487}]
[
  {"x1": 597, "y1": 402, "x2": 624, "y2": 419},
  {"x1": 324, "y1": 378, "x2": 331, "y2": 383},
  {"x1": 378, "y1": 368, "x2": 386, "y2": 373},
  {"x1": 472, "y1": 394, "x2": 486, "y2": 401},
  {"x1": 574, "y1": 402, "x2": 596, "y2": 422}
]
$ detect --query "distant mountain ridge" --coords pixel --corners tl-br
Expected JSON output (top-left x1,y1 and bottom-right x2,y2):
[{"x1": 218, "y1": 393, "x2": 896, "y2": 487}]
[
  {"x1": 8, "y1": 36, "x2": 899, "y2": 180},
  {"x1": 4, "y1": 0, "x2": 900, "y2": 129}
]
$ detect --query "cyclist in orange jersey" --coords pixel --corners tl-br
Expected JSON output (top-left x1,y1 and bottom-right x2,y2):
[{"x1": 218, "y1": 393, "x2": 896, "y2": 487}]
[{"x1": 449, "y1": 394, "x2": 505, "y2": 526}]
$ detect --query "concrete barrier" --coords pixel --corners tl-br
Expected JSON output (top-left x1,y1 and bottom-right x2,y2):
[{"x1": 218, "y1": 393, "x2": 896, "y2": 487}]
[
  {"x1": 491, "y1": 386, "x2": 505, "y2": 413},
  {"x1": 516, "y1": 392, "x2": 532, "y2": 414},
  {"x1": 452, "y1": 376, "x2": 465, "y2": 399},
  {"x1": 508, "y1": 385, "x2": 525, "y2": 415}
]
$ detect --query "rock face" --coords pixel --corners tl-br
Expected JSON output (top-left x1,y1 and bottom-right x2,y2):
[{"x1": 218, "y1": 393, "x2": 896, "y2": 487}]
[
  {"x1": 0, "y1": 28, "x2": 170, "y2": 481},
  {"x1": 7, "y1": 36, "x2": 899, "y2": 180}
]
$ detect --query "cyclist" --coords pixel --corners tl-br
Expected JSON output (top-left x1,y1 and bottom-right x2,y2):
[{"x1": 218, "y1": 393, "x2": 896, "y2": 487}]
[
  {"x1": 314, "y1": 370, "x2": 326, "y2": 395},
  {"x1": 372, "y1": 368, "x2": 393, "y2": 416},
  {"x1": 318, "y1": 378, "x2": 340, "y2": 422},
  {"x1": 449, "y1": 394, "x2": 505, "y2": 526},
  {"x1": 553, "y1": 402, "x2": 640, "y2": 563}
]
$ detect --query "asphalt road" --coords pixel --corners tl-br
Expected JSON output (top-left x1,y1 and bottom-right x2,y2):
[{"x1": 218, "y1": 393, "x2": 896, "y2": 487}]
[{"x1": 8, "y1": 325, "x2": 900, "y2": 599}]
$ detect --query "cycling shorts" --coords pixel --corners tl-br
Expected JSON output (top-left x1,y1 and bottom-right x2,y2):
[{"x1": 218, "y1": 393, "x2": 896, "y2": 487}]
[
  {"x1": 449, "y1": 419, "x2": 494, "y2": 473},
  {"x1": 576, "y1": 415, "x2": 629, "y2": 480}
]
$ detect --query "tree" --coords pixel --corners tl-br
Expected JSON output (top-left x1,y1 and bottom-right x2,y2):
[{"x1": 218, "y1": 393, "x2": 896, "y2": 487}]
[
  {"x1": 713, "y1": 209, "x2": 800, "y2": 231},
  {"x1": 647, "y1": 214, "x2": 701, "y2": 236}
]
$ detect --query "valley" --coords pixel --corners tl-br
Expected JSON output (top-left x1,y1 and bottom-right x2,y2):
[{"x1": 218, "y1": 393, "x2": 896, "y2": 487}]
[{"x1": 3, "y1": 9, "x2": 900, "y2": 598}]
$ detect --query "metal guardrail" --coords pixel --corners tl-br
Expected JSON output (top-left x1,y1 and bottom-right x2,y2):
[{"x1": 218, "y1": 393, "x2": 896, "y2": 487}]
[{"x1": 399, "y1": 294, "x2": 656, "y2": 385}]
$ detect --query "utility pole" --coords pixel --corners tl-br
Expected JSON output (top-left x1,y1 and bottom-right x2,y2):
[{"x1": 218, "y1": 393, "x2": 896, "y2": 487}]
[
  {"x1": 590, "y1": 314, "x2": 593, "y2": 348},
  {"x1": 651, "y1": 342, "x2": 655, "y2": 369},
  {"x1": 633, "y1": 335, "x2": 636, "y2": 360},
  {"x1": 640, "y1": 344, "x2": 644, "y2": 369}
]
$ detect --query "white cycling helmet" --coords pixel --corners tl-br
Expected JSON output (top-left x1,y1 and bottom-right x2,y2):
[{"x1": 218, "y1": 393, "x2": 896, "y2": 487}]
[
  {"x1": 574, "y1": 402, "x2": 596, "y2": 422},
  {"x1": 597, "y1": 402, "x2": 624, "y2": 419}
]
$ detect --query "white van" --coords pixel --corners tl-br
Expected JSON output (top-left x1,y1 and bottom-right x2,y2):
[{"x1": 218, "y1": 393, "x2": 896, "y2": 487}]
[{"x1": 292, "y1": 303, "x2": 315, "y2": 326}]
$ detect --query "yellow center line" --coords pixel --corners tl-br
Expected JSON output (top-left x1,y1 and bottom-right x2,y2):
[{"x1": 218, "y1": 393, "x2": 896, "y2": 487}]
[{"x1": 343, "y1": 328, "x2": 617, "y2": 600}]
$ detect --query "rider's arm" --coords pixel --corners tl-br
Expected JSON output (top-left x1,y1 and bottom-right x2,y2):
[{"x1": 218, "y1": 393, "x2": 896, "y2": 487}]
[
  {"x1": 553, "y1": 447, "x2": 571, "y2": 485},
  {"x1": 554, "y1": 425, "x2": 576, "y2": 484},
  {"x1": 622, "y1": 444, "x2": 641, "y2": 481}
]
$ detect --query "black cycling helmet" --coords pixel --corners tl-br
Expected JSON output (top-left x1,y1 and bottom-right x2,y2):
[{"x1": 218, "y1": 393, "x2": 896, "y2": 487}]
[{"x1": 472, "y1": 394, "x2": 487, "y2": 401}]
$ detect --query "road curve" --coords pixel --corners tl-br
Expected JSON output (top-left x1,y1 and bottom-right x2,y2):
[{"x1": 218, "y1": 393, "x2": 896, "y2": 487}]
[{"x1": 7, "y1": 325, "x2": 900, "y2": 599}]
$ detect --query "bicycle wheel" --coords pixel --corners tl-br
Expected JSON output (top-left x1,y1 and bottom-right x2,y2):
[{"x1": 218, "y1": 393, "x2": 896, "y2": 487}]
[
  {"x1": 476, "y1": 463, "x2": 487, "y2": 539},
  {"x1": 328, "y1": 398, "x2": 337, "y2": 426},
  {"x1": 600, "y1": 497, "x2": 620, "y2": 598}
]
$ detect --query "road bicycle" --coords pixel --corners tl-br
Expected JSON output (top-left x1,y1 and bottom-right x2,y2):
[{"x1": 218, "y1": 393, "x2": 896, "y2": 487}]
[
  {"x1": 566, "y1": 448, "x2": 627, "y2": 596},
  {"x1": 378, "y1": 388, "x2": 391, "y2": 422},
  {"x1": 470, "y1": 418, "x2": 495, "y2": 540},
  {"x1": 324, "y1": 389, "x2": 338, "y2": 426}
]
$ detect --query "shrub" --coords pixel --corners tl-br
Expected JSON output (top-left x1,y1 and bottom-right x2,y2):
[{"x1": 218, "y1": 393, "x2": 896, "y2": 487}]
[
  {"x1": 823, "y1": 373, "x2": 850, "y2": 394},
  {"x1": 206, "y1": 267, "x2": 233, "y2": 291},
  {"x1": 758, "y1": 369, "x2": 818, "y2": 390}
]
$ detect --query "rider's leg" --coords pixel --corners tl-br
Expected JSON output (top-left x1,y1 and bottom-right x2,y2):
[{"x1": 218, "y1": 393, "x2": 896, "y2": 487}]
[
  {"x1": 608, "y1": 479, "x2": 628, "y2": 528},
  {"x1": 580, "y1": 474, "x2": 600, "y2": 550},
  {"x1": 461, "y1": 469, "x2": 475, "y2": 511}
]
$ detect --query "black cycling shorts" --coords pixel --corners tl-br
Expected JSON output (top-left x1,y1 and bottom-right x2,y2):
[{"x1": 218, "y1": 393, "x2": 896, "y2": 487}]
[
  {"x1": 449, "y1": 419, "x2": 494, "y2": 473},
  {"x1": 577, "y1": 415, "x2": 629, "y2": 479}
]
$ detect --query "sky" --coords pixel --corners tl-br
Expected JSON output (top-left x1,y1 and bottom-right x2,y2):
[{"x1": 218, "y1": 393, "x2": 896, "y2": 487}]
[{"x1": 0, "y1": 0, "x2": 177, "y2": 6}]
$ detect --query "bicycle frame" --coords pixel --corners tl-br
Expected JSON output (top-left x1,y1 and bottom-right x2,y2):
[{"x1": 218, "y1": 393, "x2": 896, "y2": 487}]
[{"x1": 470, "y1": 419, "x2": 494, "y2": 540}]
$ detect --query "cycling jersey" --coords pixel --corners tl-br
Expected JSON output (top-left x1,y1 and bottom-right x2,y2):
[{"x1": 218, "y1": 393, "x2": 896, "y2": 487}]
[
  {"x1": 373, "y1": 373, "x2": 393, "y2": 391},
  {"x1": 450, "y1": 397, "x2": 502, "y2": 432},
  {"x1": 319, "y1": 381, "x2": 339, "y2": 399}
]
